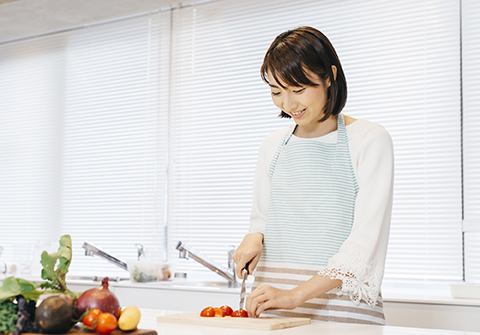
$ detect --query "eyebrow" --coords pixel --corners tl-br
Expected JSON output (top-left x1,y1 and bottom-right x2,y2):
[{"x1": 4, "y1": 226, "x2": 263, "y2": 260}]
[{"x1": 268, "y1": 83, "x2": 280, "y2": 88}]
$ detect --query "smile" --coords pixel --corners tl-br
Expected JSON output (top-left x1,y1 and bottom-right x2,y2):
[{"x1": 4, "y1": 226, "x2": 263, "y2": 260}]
[{"x1": 291, "y1": 109, "x2": 306, "y2": 117}]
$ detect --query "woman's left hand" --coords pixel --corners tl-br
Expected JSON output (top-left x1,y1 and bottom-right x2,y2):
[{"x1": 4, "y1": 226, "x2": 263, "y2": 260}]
[{"x1": 245, "y1": 283, "x2": 300, "y2": 317}]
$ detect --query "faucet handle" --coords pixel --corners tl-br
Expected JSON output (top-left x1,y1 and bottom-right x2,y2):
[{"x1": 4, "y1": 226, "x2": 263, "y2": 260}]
[
  {"x1": 227, "y1": 245, "x2": 236, "y2": 268},
  {"x1": 227, "y1": 245, "x2": 237, "y2": 284},
  {"x1": 135, "y1": 244, "x2": 145, "y2": 260}
]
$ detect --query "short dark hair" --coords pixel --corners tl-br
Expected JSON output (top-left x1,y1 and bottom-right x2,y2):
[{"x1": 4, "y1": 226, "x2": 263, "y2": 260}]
[{"x1": 261, "y1": 26, "x2": 347, "y2": 122}]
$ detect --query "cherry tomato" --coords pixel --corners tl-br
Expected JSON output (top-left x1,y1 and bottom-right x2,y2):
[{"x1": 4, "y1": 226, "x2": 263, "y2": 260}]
[
  {"x1": 231, "y1": 309, "x2": 248, "y2": 318},
  {"x1": 220, "y1": 305, "x2": 233, "y2": 316},
  {"x1": 213, "y1": 307, "x2": 224, "y2": 317},
  {"x1": 82, "y1": 308, "x2": 102, "y2": 328},
  {"x1": 96, "y1": 312, "x2": 118, "y2": 334},
  {"x1": 200, "y1": 306, "x2": 215, "y2": 317}
]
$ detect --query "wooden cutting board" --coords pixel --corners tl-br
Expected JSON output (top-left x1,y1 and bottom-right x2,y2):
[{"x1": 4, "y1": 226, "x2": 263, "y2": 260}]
[
  {"x1": 24, "y1": 328, "x2": 157, "y2": 335},
  {"x1": 157, "y1": 312, "x2": 311, "y2": 331}
]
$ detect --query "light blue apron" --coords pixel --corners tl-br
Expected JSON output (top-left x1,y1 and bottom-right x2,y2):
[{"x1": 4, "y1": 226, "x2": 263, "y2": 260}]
[
  {"x1": 261, "y1": 113, "x2": 358, "y2": 267},
  {"x1": 253, "y1": 115, "x2": 386, "y2": 324}
]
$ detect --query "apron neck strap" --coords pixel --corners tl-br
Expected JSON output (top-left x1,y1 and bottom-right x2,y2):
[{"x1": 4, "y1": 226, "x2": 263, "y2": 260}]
[{"x1": 282, "y1": 114, "x2": 347, "y2": 145}]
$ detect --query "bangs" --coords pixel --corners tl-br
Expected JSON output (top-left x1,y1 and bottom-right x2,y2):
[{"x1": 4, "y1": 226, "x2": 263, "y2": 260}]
[{"x1": 261, "y1": 41, "x2": 320, "y2": 89}]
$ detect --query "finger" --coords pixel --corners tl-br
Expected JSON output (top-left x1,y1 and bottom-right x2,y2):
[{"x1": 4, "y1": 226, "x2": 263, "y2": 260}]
[
  {"x1": 236, "y1": 256, "x2": 255, "y2": 278},
  {"x1": 256, "y1": 299, "x2": 275, "y2": 317},
  {"x1": 245, "y1": 288, "x2": 260, "y2": 313},
  {"x1": 247, "y1": 286, "x2": 270, "y2": 317},
  {"x1": 247, "y1": 300, "x2": 261, "y2": 318},
  {"x1": 252, "y1": 291, "x2": 275, "y2": 317},
  {"x1": 234, "y1": 254, "x2": 247, "y2": 278},
  {"x1": 236, "y1": 260, "x2": 249, "y2": 279},
  {"x1": 245, "y1": 288, "x2": 263, "y2": 317},
  {"x1": 235, "y1": 263, "x2": 243, "y2": 279},
  {"x1": 247, "y1": 256, "x2": 260, "y2": 275}
]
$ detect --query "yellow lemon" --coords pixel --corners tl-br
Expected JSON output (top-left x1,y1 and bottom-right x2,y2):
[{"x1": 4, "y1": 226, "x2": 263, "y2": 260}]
[{"x1": 118, "y1": 306, "x2": 141, "y2": 331}]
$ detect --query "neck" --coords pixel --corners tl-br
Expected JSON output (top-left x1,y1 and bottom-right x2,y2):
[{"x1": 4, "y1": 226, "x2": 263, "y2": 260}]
[{"x1": 294, "y1": 115, "x2": 338, "y2": 138}]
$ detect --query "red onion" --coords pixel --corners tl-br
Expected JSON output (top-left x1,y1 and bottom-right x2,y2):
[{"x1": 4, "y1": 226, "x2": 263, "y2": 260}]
[{"x1": 75, "y1": 277, "x2": 121, "y2": 318}]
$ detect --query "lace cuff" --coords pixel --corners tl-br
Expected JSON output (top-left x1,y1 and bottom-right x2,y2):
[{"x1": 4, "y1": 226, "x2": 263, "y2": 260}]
[{"x1": 318, "y1": 247, "x2": 383, "y2": 307}]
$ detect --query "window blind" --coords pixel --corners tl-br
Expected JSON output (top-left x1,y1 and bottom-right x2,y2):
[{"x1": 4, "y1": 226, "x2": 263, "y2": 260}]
[
  {"x1": 462, "y1": 0, "x2": 480, "y2": 283},
  {"x1": 61, "y1": 14, "x2": 169, "y2": 277},
  {"x1": 0, "y1": 0, "x2": 465, "y2": 286},
  {"x1": 335, "y1": 0, "x2": 463, "y2": 282},
  {"x1": 168, "y1": 0, "x2": 463, "y2": 283},
  {"x1": 0, "y1": 13, "x2": 169, "y2": 278},
  {"x1": 0, "y1": 35, "x2": 65, "y2": 274},
  {"x1": 167, "y1": 2, "x2": 292, "y2": 276},
  {"x1": 0, "y1": 35, "x2": 68, "y2": 275}
]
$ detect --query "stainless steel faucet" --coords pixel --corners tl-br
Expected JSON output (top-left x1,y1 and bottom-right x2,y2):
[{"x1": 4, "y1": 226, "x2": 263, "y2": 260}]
[
  {"x1": 135, "y1": 243, "x2": 145, "y2": 260},
  {"x1": 176, "y1": 241, "x2": 236, "y2": 287},
  {"x1": 82, "y1": 242, "x2": 128, "y2": 271}
]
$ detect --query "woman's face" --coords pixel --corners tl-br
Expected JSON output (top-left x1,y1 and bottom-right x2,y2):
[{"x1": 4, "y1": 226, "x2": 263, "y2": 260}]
[{"x1": 268, "y1": 70, "x2": 331, "y2": 135}]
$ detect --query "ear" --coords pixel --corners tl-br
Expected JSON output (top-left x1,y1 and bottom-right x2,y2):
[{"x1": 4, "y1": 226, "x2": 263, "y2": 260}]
[
  {"x1": 326, "y1": 66, "x2": 337, "y2": 88},
  {"x1": 331, "y1": 65, "x2": 337, "y2": 81}
]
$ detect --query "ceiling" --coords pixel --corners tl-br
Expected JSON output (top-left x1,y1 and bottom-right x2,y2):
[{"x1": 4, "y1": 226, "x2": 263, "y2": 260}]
[{"x1": 0, "y1": 0, "x2": 195, "y2": 44}]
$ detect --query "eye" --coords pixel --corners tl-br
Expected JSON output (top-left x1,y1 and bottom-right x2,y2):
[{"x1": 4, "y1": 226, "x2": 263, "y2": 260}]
[
  {"x1": 293, "y1": 88, "x2": 306, "y2": 94},
  {"x1": 271, "y1": 91, "x2": 281, "y2": 96}
]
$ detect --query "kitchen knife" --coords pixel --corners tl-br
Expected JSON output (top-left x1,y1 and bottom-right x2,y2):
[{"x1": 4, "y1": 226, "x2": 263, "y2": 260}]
[{"x1": 238, "y1": 261, "x2": 251, "y2": 316}]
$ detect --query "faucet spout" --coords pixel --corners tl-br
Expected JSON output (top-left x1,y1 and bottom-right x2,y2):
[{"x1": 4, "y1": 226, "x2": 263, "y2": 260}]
[
  {"x1": 82, "y1": 242, "x2": 128, "y2": 271},
  {"x1": 176, "y1": 241, "x2": 235, "y2": 285}
]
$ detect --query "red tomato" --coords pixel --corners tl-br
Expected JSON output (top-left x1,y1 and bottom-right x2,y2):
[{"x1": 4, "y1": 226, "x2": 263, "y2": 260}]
[
  {"x1": 220, "y1": 305, "x2": 233, "y2": 316},
  {"x1": 96, "y1": 312, "x2": 118, "y2": 334},
  {"x1": 200, "y1": 306, "x2": 215, "y2": 317},
  {"x1": 231, "y1": 309, "x2": 248, "y2": 318},
  {"x1": 82, "y1": 308, "x2": 102, "y2": 328},
  {"x1": 213, "y1": 307, "x2": 224, "y2": 317}
]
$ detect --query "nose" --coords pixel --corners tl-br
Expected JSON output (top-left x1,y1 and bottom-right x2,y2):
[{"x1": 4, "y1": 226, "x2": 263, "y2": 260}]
[{"x1": 282, "y1": 93, "x2": 298, "y2": 113}]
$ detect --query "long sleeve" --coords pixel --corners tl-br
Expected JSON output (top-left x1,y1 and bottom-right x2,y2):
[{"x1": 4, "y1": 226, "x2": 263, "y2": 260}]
[{"x1": 319, "y1": 123, "x2": 394, "y2": 307}]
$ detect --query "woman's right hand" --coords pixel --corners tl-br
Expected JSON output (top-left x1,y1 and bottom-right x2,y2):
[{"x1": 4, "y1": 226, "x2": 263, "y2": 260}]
[{"x1": 232, "y1": 232, "x2": 264, "y2": 279}]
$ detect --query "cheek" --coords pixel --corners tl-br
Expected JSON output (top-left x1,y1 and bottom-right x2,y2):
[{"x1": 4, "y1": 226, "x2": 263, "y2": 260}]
[
  {"x1": 313, "y1": 89, "x2": 328, "y2": 103},
  {"x1": 305, "y1": 93, "x2": 324, "y2": 109},
  {"x1": 271, "y1": 96, "x2": 283, "y2": 108}
]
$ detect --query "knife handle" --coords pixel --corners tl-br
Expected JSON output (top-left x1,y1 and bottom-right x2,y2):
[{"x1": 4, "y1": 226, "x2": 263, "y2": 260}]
[{"x1": 242, "y1": 260, "x2": 252, "y2": 276}]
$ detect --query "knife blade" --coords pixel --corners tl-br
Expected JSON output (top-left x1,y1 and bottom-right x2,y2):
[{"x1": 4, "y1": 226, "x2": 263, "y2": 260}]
[{"x1": 238, "y1": 261, "x2": 251, "y2": 316}]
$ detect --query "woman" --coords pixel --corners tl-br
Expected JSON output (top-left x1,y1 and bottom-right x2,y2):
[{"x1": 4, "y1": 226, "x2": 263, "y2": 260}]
[{"x1": 232, "y1": 26, "x2": 394, "y2": 325}]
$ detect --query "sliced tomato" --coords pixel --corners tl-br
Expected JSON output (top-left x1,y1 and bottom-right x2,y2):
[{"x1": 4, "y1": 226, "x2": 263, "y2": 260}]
[
  {"x1": 213, "y1": 307, "x2": 225, "y2": 317},
  {"x1": 231, "y1": 309, "x2": 248, "y2": 318},
  {"x1": 220, "y1": 305, "x2": 233, "y2": 316},
  {"x1": 200, "y1": 306, "x2": 215, "y2": 317}
]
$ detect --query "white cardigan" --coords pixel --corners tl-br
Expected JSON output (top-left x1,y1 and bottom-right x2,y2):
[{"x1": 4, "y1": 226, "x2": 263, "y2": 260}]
[{"x1": 248, "y1": 117, "x2": 394, "y2": 306}]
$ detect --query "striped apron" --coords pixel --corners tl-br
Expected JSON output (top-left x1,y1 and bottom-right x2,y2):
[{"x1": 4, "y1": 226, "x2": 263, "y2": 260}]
[{"x1": 252, "y1": 114, "x2": 386, "y2": 325}]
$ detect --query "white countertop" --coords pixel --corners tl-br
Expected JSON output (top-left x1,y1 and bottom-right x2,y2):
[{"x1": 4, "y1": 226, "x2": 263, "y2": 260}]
[{"x1": 137, "y1": 308, "x2": 480, "y2": 335}]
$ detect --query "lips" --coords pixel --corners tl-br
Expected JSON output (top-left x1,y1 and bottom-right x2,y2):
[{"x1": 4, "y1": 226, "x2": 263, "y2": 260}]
[{"x1": 290, "y1": 108, "x2": 306, "y2": 118}]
